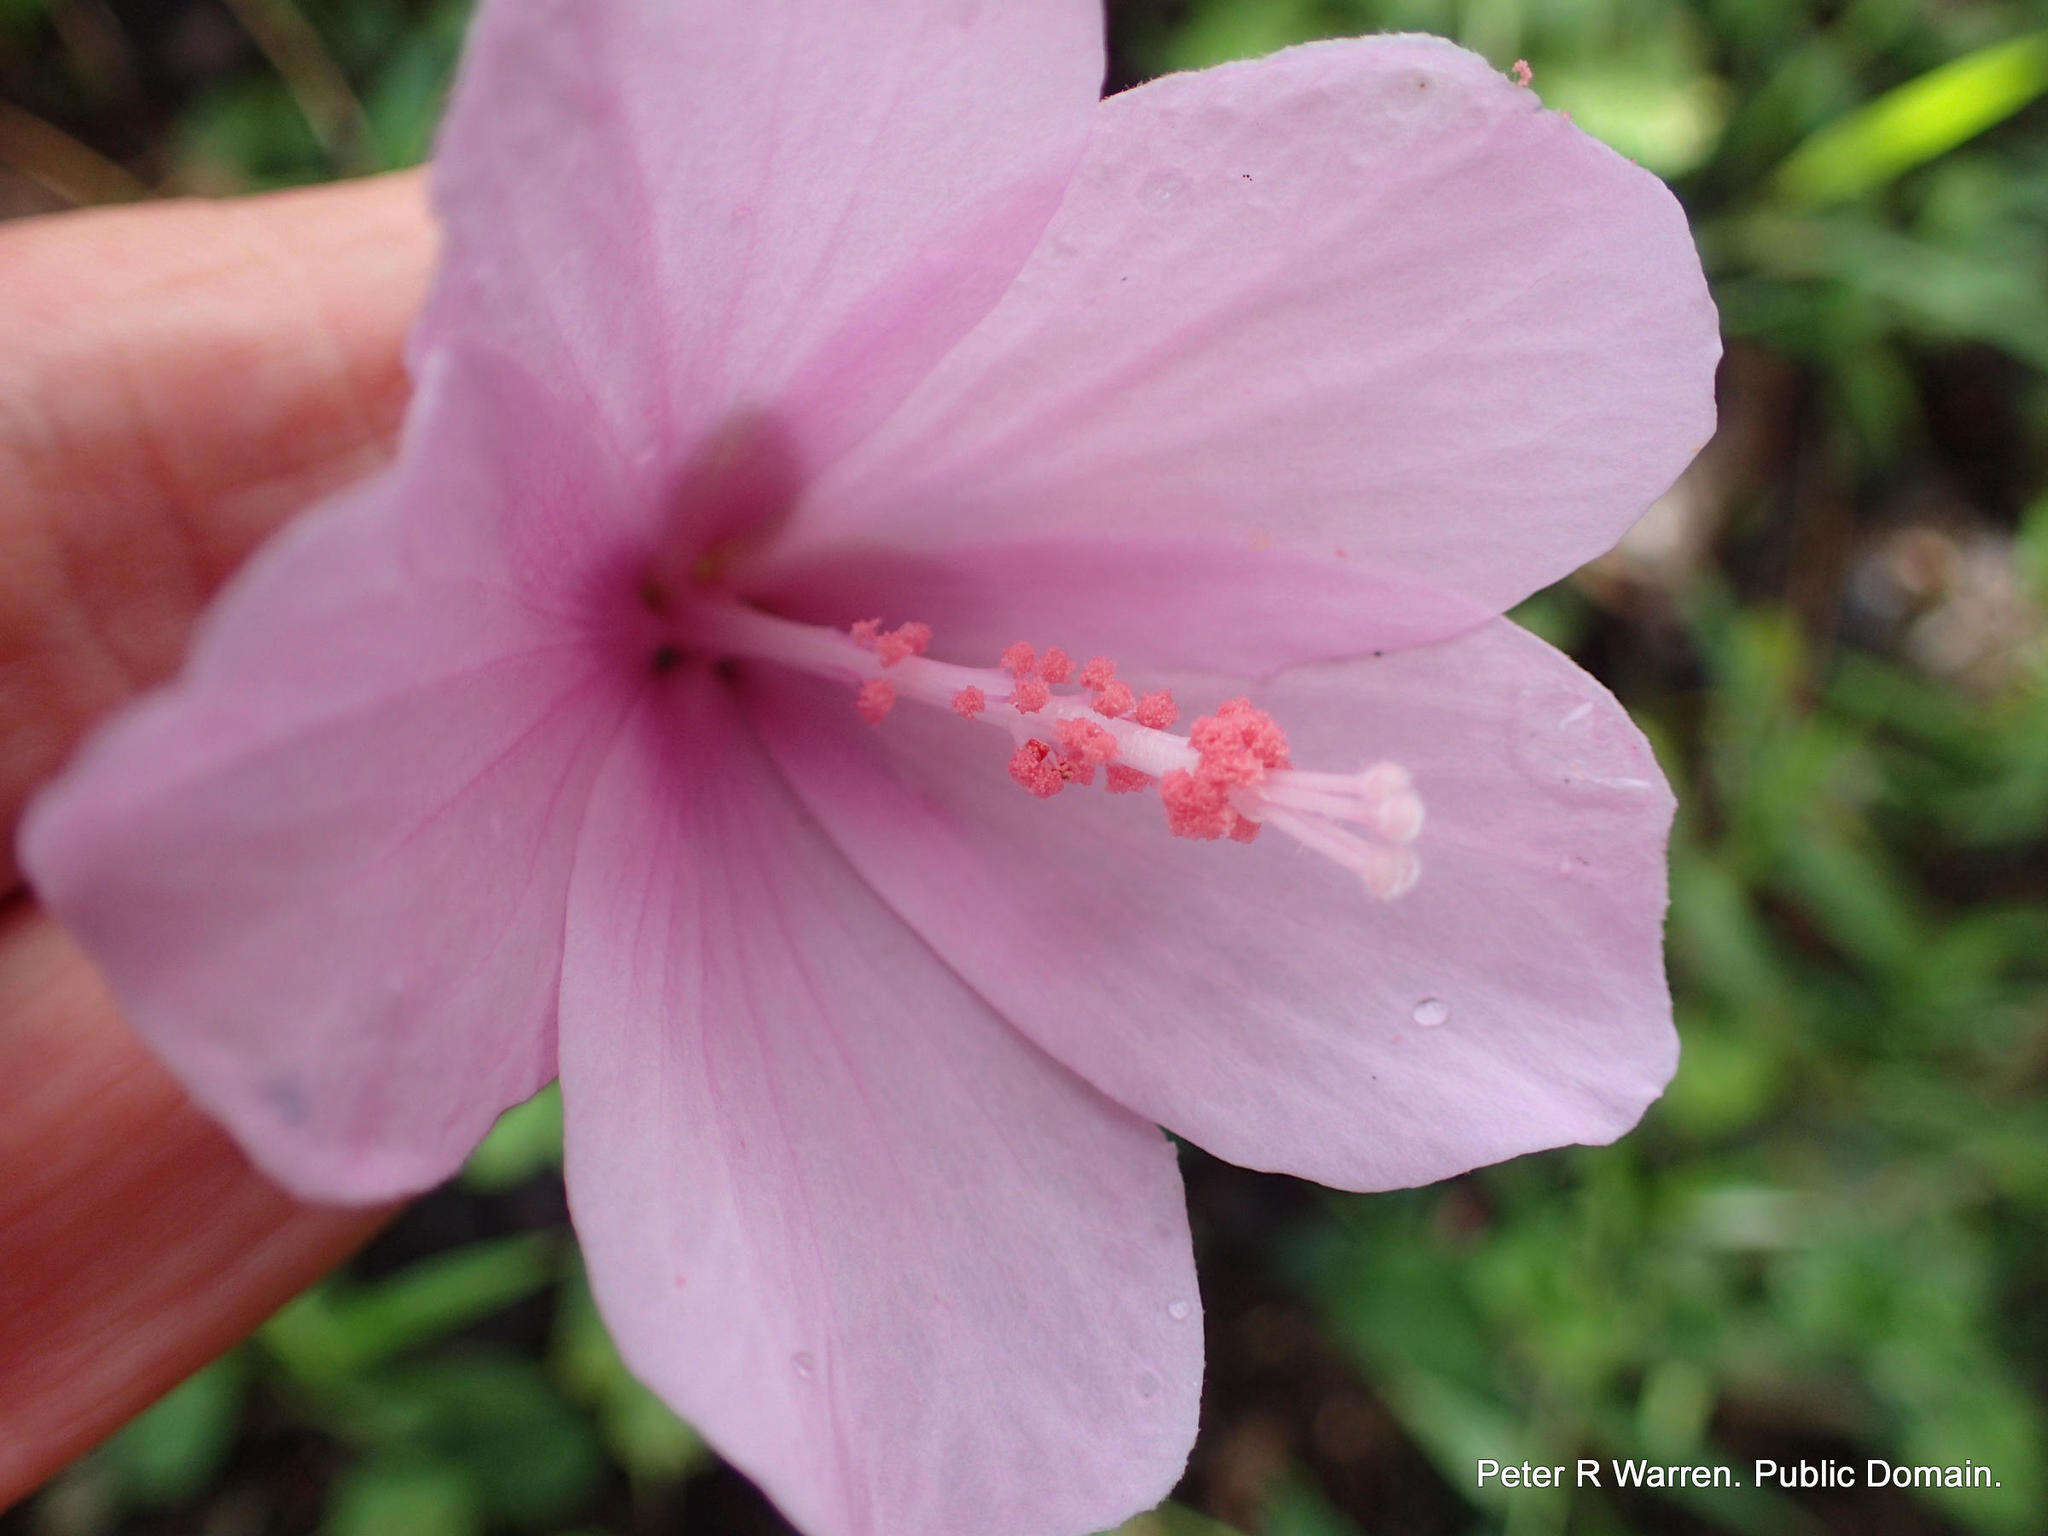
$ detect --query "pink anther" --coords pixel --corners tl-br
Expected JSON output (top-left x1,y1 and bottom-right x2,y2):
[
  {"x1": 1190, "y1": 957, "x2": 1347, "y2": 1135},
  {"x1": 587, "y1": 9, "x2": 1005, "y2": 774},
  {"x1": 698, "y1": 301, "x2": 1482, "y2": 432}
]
[
  {"x1": 854, "y1": 678, "x2": 896, "y2": 725},
  {"x1": 1106, "y1": 765, "x2": 1153, "y2": 795},
  {"x1": 951, "y1": 686, "x2": 986, "y2": 719},
  {"x1": 1011, "y1": 678, "x2": 1051, "y2": 713},
  {"x1": 1133, "y1": 690, "x2": 1178, "y2": 729},
  {"x1": 1008, "y1": 739, "x2": 1065, "y2": 799},
  {"x1": 1079, "y1": 656, "x2": 1117, "y2": 691},
  {"x1": 1092, "y1": 680, "x2": 1136, "y2": 719},
  {"x1": 1056, "y1": 717, "x2": 1119, "y2": 768},
  {"x1": 1159, "y1": 769, "x2": 1234, "y2": 840},
  {"x1": 1039, "y1": 647, "x2": 1074, "y2": 684},
  {"x1": 1188, "y1": 698, "x2": 1290, "y2": 786},
  {"x1": 875, "y1": 621, "x2": 931, "y2": 667},
  {"x1": 1000, "y1": 641, "x2": 1037, "y2": 677}
]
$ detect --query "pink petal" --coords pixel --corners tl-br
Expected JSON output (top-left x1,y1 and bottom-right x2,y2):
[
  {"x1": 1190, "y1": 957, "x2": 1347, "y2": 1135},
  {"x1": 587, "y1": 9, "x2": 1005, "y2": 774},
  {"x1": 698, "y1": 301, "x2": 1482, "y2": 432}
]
[
  {"x1": 748, "y1": 617, "x2": 1678, "y2": 1191},
  {"x1": 421, "y1": 0, "x2": 1106, "y2": 523},
  {"x1": 18, "y1": 354, "x2": 633, "y2": 1204},
  {"x1": 757, "y1": 36, "x2": 1719, "y2": 667},
  {"x1": 560, "y1": 678, "x2": 1199, "y2": 1536},
  {"x1": 751, "y1": 535, "x2": 1498, "y2": 680}
]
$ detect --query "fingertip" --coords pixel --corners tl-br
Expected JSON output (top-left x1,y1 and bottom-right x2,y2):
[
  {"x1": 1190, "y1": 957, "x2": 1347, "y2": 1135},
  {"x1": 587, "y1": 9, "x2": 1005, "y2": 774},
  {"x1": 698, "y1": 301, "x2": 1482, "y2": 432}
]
[{"x1": 0, "y1": 905, "x2": 389, "y2": 1504}]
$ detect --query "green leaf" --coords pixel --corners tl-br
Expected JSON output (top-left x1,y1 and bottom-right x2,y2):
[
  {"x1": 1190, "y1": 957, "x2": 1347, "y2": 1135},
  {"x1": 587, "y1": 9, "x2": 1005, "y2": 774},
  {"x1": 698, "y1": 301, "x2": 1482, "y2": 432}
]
[
  {"x1": 1147, "y1": 0, "x2": 1319, "y2": 72},
  {"x1": 263, "y1": 1232, "x2": 560, "y2": 1384},
  {"x1": 340, "y1": 1352, "x2": 607, "y2": 1529},
  {"x1": 1775, "y1": 32, "x2": 2048, "y2": 204},
  {"x1": 463, "y1": 1082, "x2": 564, "y2": 1191},
  {"x1": 0, "y1": 0, "x2": 52, "y2": 33},
  {"x1": 325, "y1": 1458, "x2": 483, "y2": 1536},
  {"x1": 96, "y1": 1354, "x2": 248, "y2": 1507},
  {"x1": 175, "y1": 76, "x2": 327, "y2": 189},
  {"x1": 2017, "y1": 494, "x2": 2048, "y2": 598},
  {"x1": 1263, "y1": 1477, "x2": 1366, "y2": 1536},
  {"x1": 1369, "y1": 1365, "x2": 1537, "y2": 1516},
  {"x1": 1106, "y1": 1502, "x2": 1248, "y2": 1536},
  {"x1": 1508, "y1": 583, "x2": 1593, "y2": 652},
  {"x1": 1887, "y1": 1369, "x2": 2047, "y2": 1535},
  {"x1": 361, "y1": 0, "x2": 472, "y2": 168}
]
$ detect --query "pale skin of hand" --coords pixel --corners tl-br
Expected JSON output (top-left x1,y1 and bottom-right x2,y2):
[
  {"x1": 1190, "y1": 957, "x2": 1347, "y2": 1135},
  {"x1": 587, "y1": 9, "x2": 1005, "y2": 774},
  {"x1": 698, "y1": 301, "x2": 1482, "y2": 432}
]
[{"x1": 0, "y1": 173, "x2": 439, "y2": 1504}]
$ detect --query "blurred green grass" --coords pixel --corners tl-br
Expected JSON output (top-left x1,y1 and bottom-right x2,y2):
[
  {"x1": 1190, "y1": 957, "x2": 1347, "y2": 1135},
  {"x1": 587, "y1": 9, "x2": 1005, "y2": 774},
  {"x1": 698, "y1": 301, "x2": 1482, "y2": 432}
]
[{"x1": 4, "y1": 1, "x2": 2046, "y2": 1533}]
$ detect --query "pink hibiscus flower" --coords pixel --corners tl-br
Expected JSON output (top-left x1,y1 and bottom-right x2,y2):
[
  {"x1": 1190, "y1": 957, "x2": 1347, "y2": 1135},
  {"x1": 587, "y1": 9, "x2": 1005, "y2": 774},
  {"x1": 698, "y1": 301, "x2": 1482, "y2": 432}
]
[{"x1": 20, "y1": 1, "x2": 1718, "y2": 1532}]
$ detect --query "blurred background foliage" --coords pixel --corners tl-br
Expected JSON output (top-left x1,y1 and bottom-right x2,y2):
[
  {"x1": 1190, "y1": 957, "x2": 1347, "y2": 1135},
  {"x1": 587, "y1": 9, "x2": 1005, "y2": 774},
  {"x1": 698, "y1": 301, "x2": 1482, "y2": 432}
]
[{"x1": 3, "y1": 0, "x2": 2047, "y2": 1532}]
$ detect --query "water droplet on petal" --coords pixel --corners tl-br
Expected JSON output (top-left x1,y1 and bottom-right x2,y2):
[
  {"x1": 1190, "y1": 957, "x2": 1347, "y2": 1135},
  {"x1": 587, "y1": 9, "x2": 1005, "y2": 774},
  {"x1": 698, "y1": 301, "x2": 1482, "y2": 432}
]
[
  {"x1": 791, "y1": 1352, "x2": 816, "y2": 1381},
  {"x1": 1167, "y1": 1300, "x2": 1193, "y2": 1322},
  {"x1": 1135, "y1": 1370, "x2": 1162, "y2": 1400},
  {"x1": 1411, "y1": 997, "x2": 1450, "y2": 1028},
  {"x1": 1513, "y1": 682, "x2": 1662, "y2": 800}
]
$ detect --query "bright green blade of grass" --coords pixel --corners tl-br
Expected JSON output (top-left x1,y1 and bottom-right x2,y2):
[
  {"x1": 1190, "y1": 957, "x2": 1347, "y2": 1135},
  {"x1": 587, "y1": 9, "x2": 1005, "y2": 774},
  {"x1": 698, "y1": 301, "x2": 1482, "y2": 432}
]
[{"x1": 1775, "y1": 31, "x2": 2048, "y2": 203}]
